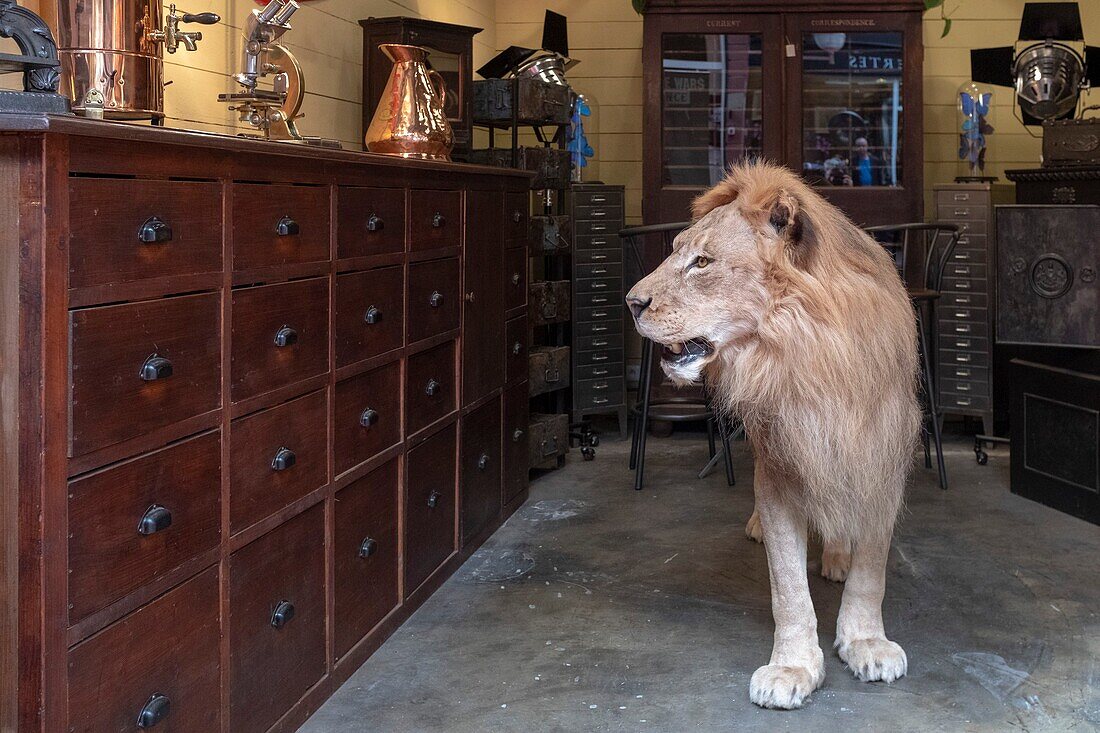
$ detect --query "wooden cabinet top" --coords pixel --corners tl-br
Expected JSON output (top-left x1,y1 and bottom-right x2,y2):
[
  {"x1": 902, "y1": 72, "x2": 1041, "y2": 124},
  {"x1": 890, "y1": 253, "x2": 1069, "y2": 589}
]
[{"x1": 643, "y1": 0, "x2": 923, "y2": 12}]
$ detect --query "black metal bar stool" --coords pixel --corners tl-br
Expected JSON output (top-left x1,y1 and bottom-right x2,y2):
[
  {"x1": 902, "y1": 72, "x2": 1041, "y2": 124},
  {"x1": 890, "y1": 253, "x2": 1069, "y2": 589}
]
[
  {"x1": 866, "y1": 222, "x2": 961, "y2": 490},
  {"x1": 620, "y1": 222, "x2": 737, "y2": 491}
]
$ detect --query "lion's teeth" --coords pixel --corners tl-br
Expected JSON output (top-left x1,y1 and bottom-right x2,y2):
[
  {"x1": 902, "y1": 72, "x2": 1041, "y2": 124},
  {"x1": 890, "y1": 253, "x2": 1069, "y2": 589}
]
[{"x1": 670, "y1": 343, "x2": 683, "y2": 354}]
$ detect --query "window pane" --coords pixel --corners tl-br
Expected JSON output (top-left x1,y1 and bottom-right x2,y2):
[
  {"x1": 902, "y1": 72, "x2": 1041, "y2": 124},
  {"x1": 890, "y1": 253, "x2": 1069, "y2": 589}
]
[
  {"x1": 662, "y1": 34, "x2": 764, "y2": 188},
  {"x1": 801, "y1": 32, "x2": 903, "y2": 188}
]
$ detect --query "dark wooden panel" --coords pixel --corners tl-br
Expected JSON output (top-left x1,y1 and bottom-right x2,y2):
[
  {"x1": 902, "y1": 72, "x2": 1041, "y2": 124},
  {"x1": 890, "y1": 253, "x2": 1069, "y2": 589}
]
[
  {"x1": 232, "y1": 183, "x2": 330, "y2": 271},
  {"x1": 229, "y1": 504, "x2": 326, "y2": 733},
  {"x1": 335, "y1": 266, "x2": 405, "y2": 367},
  {"x1": 505, "y1": 315, "x2": 527, "y2": 385},
  {"x1": 406, "y1": 257, "x2": 459, "y2": 344},
  {"x1": 409, "y1": 189, "x2": 461, "y2": 251},
  {"x1": 504, "y1": 247, "x2": 527, "y2": 312},
  {"x1": 70, "y1": 292, "x2": 221, "y2": 457},
  {"x1": 230, "y1": 390, "x2": 328, "y2": 534},
  {"x1": 231, "y1": 277, "x2": 330, "y2": 403},
  {"x1": 405, "y1": 424, "x2": 456, "y2": 593},
  {"x1": 68, "y1": 568, "x2": 221, "y2": 733},
  {"x1": 337, "y1": 186, "x2": 406, "y2": 258},
  {"x1": 462, "y1": 189, "x2": 504, "y2": 405},
  {"x1": 68, "y1": 178, "x2": 222, "y2": 292},
  {"x1": 460, "y1": 396, "x2": 501, "y2": 544},
  {"x1": 334, "y1": 361, "x2": 402, "y2": 476},
  {"x1": 333, "y1": 458, "x2": 400, "y2": 660},
  {"x1": 503, "y1": 381, "x2": 529, "y2": 504},
  {"x1": 67, "y1": 431, "x2": 220, "y2": 624},
  {"x1": 406, "y1": 340, "x2": 456, "y2": 436}
]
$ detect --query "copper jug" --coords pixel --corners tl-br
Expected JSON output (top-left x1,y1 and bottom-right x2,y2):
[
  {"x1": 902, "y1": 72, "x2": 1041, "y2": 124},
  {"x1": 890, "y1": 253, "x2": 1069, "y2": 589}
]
[{"x1": 365, "y1": 44, "x2": 454, "y2": 161}]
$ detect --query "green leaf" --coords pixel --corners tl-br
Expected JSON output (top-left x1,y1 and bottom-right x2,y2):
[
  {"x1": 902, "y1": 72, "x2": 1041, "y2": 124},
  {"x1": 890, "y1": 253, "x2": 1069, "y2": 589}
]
[
  {"x1": 941, "y1": 17, "x2": 953, "y2": 38},
  {"x1": 924, "y1": 0, "x2": 945, "y2": 10},
  {"x1": 632, "y1": 0, "x2": 646, "y2": 14}
]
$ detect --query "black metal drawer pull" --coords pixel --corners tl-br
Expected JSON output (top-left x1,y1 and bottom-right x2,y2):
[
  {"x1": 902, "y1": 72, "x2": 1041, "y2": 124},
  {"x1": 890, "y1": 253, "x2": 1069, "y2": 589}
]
[
  {"x1": 271, "y1": 447, "x2": 296, "y2": 471},
  {"x1": 360, "y1": 408, "x2": 378, "y2": 428},
  {"x1": 359, "y1": 537, "x2": 378, "y2": 558},
  {"x1": 276, "y1": 216, "x2": 299, "y2": 237},
  {"x1": 511, "y1": 273, "x2": 521, "y2": 285},
  {"x1": 136, "y1": 693, "x2": 170, "y2": 729},
  {"x1": 270, "y1": 600, "x2": 295, "y2": 629},
  {"x1": 478, "y1": 453, "x2": 489, "y2": 470},
  {"x1": 425, "y1": 379, "x2": 441, "y2": 397},
  {"x1": 512, "y1": 341, "x2": 523, "y2": 355},
  {"x1": 139, "y1": 354, "x2": 173, "y2": 381},
  {"x1": 432, "y1": 212, "x2": 445, "y2": 228},
  {"x1": 366, "y1": 214, "x2": 383, "y2": 232},
  {"x1": 544, "y1": 369, "x2": 561, "y2": 383},
  {"x1": 429, "y1": 291, "x2": 444, "y2": 308},
  {"x1": 512, "y1": 210, "x2": 523, "y2": 223},
  {"x1": 512, "y1": 428, "x2": 523, "y2": 442},
  {"x1": 138, "y1": 216, "x2": 173, "y2": 244},
  {"x1": 427, "y1": 490, "x2": 442, "y2": 508},
  {"x1": 274, "y1": 325, "x2": 298, "y2": 347},
  {"x1": 365, "y1": 305, "x2": 382, "y2": 324},
  {"x1": 137, "y1": 504, "x2": 172, "y2": 536}
]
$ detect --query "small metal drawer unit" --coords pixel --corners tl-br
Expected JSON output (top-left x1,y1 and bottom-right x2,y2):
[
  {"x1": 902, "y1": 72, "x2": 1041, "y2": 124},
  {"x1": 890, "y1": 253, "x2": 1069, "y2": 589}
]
[
  {"x1": 569, "y1": 184, "x2": 626, "y2": 433},
  {"x1": 932, "y1": 182, "x2": 1012, "y2": 432}
]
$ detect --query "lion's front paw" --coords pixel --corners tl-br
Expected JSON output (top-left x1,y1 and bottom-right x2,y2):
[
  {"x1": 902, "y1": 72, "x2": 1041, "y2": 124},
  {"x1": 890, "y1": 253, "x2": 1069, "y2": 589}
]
[
  {"x1": 837, "y1": 638, "x2": 907, "y2": 683},
  {"x1": 820, "y1": 546, "x2": 850, "y2": 582},
  {"x1": 745, "y1": 509, "x2": 763, "y2": 543},
  {"x1": 748, "y1": 664, "x2": 823, "y2": 709}
]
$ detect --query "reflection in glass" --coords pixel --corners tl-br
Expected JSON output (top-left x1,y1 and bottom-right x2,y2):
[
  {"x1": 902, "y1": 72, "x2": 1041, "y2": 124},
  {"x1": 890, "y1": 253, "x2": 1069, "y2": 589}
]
[
  {"x1": 425, "y1": 49, "x2": 461, "y2": 120},
  {"x1": 661, "y1": 34, "x2": 763, "y2": 188},
  {"x1": 801, "y1": 32, "x2": 903, "y2": 188}
]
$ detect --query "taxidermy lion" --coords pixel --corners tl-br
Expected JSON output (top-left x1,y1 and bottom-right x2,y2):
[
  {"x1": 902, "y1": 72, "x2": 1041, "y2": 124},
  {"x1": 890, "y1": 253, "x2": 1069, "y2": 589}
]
[{"x1": 626, "y1": 161, "x2": 920, "y2": 709}]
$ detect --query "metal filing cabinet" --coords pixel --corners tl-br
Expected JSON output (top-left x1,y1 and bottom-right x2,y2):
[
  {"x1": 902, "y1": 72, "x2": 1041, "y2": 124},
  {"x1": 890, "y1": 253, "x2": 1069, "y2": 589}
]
[
  {"x1": 569, "y1": 184, "x2": 627, "y2": 436},
  {"x1": 933, "y1": 182, "x2": 1013, "y2": 433}
]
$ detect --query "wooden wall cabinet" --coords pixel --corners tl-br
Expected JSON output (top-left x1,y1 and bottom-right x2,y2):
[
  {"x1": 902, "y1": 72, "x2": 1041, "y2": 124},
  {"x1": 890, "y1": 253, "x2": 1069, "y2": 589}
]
[{"x1": 0, "y1": 116, "x2": 531, "y2": 733}]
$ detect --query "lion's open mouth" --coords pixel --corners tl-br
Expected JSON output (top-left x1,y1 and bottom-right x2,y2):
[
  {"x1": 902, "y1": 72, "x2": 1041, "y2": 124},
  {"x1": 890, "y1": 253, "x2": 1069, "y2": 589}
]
[{"x1": 659, "y1": 337, "x2": 714, "y2": 366}]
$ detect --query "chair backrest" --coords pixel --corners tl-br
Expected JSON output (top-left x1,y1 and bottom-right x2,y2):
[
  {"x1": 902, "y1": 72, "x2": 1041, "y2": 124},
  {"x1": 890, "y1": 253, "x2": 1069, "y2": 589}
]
[
  {"x1": 619, "y1": 221, "x2": 691, "y2": 289},
  {"x1": 864, "y1": 222, "x2": 961, "y2": 292}
]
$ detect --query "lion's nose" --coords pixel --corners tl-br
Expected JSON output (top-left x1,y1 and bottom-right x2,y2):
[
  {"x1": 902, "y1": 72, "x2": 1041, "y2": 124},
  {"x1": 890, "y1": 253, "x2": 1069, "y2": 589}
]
[{"x1": 626, "y1": 295, "x2": 652, "y2": 319}]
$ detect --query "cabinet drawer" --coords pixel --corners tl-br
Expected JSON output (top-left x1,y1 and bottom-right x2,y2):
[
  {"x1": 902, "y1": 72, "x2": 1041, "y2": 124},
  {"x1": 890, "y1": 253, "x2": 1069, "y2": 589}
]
[
  {"x1": 942, "y1": 218, "x2": 987, "y2": 236},
  {"x1": 949, "y1": 247, "x2": 986, "y2": 264},
  {"x1": 944, "y1": 262, "x2": 987, "y2": 280},
  {"x1": 939, "y1": 319, "x2": 988, "y2": 339},
  {"x1": 334, "y1": 458, "x2": 399, "y2": 660},
  {"x1": 935, "y1": 189, "x2": 990, "y2": 207},
  {"x1": 575, "y1": 290, "x2": 621, "y2": 309},
  {"x1": 575, "y1": 349, "x2": 618, "y2": 367},
  {"x1": 576, "y1": 333, "x2": 623, "y2": 352},
  {"x1": 529, "y1": 280, "x2": 571, "y2": 325},
  {"x1": 942, "y1": 276, "x2": 986, "y2": 294},
  {"x1": 503, "y1": 381, "x2": 529, "y2": 504},
  {"x1": 232, "y1": 183, "x2": 330, "y2": 271},
  {"x1": 229, "y1": 504, "x2": 326, "y2": 733},
  {"x1": 68, "y1": 431, "x2": 221, "y2": 623},
  {"x1": 573, "y1": 189, "x2": 623, "y2": 207},
  {"x1": 336, "y1": 265, "x2": 405, "y2": 367},
  {"x1": 576, "y1": 262, "x2": 623, "y2": 280},
  {"x1": 230, "y1": 390, "x2": 328, "y2": 533},
  {"x1": 504, "y1": 191, "x2": 529, "y2": 243},
  {"x1": 70, "y1": 292, "x2": 220, "y2": 458},
  {"x1": 940, "y1": 378, "x2": 990, "y2": 397},
  {"x1": 231, "y1": 277, "x2": 329, "y2": 402},
  {"x1": 406, "y1": 340, "x2": 456, "y2": 436},
  {"x1": 410, "y1": 189, "x2": 461, "y2": 250},
  {"x1": 334, "y1": 360, "x2": 402, "y2": 476},
  {"x1": 574, "y1": 204, "x2": 622, "y2": 222},
  {"x1": 574, "y1": 247, "x2": 622, "y2": 265},
  {"x1": 940, "y1": 393, "x2": 990, "y2": 411},
  {"x1": 941, "y1": 305, "x2": 986, "y2": 323},
  {"x1": 940, "y1": 364, "x2": 988, "y2": 383},
  {"x1": 941, "y1": 291, "x2": 989, "y2": 309},
  {"x1": 575, "y1": 277, "x2": 619, "y2": 294},
  {"x1": 337, "y1": 186, "x2": 406, "y2": 258},
  {"x1": 505, "y1": 315, "x2": 528, "y2": 385},
  {"x1": 575, "y1": 219, "x2": 617, "y2": 237},
  {"x1": 939, "y1": 348, "x2": 990, "y2": 368},
  {"x1": 938, "y1": 203, "x2": 986, "y2": 221},
  {"x1": 941, "y1": 335, "x2": 988, "y2": 353},
  {"x1": 68, "y1": 568, "x2": 220, "y2": 733},
  {"x1": 576, "y1": 362, "x2": 623, "y2": 381},
  {"x1": 461, "y1": 396, "x2": 502, "y2": 544},
  {"x1": 69, "y1": 178, "x2": 222, "y2": 292},
  {"x1": 575, "y1": 376, "x2": 624, "y2": 407},
  {"x1": 955, "y1": 233, "x2": 985, "y2": 249},
  {"x1": 504, "y1": 248, "x2": 527, "y2": 311},
  {"x1": 407, "y1": 257, "x2": 460, "y2": 344},
  {"x1": 576, "y1": 304, "x2": 622, "y2": 323},
  {"x1": 529, "y1": 346, "x2": 570, "y2": 397},
  {"x1": 574, "y1": 319, "x2": 622, "y2": 338},
  {"x1": 405, "y1": 423, "x2": 457, "y2": 593}
]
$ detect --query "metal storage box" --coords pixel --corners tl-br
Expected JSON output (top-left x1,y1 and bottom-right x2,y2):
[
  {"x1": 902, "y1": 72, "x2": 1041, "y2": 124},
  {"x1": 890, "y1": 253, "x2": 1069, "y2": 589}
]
[
  {"x1": 528, "y1": 412, "x2": 568, "y2": 470},
  {"x1": 528, "y1": 214, "x2": 571, "y2": 255},
  {"x1": 528, "y1": 280, "x2": 570, "y2": 325},
  {"x1": 469, "y1": 147, "x2": 571, "y2": 190},
  {"x1": 1042, "y1": 119, "x2": 1100, "y2": 167},
  {"x1": 528, "y1": 346, "x2": 570, "y2": 397},
  {"x1": 472, "y1": 78, "x2": 572, "y2": 125}
]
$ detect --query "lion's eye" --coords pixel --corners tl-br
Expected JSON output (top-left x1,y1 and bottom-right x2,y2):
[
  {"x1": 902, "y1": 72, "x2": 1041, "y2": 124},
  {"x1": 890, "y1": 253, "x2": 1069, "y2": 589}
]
[{"x1": 692, "y1": 255, "x2": 710, "y2": 269}]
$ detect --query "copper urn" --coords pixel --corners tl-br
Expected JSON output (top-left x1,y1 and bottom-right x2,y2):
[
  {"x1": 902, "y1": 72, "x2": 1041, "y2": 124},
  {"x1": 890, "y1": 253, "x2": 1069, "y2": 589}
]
[{"x1": 365, "y1": 44, "x2": 454, "y2": 161}]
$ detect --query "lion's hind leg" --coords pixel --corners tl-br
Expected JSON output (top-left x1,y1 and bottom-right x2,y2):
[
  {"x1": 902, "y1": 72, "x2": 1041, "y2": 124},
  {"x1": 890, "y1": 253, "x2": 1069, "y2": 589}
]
[
  {"x1": 745, "y1": 507, "x2": 763, "y2": 543},
  {"x1": 835, "y1": 530, "x2": 907, "y2": 683},
  {"x1": 820, "y1": 536, "x2": 850, "y2": 582}
]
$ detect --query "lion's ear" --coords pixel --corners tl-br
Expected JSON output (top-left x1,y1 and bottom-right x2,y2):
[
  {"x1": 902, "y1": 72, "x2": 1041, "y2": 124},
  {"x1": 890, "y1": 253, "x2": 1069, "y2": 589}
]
[{"x1": 768, "y1": 192, "x2": 815, "y2": 266}]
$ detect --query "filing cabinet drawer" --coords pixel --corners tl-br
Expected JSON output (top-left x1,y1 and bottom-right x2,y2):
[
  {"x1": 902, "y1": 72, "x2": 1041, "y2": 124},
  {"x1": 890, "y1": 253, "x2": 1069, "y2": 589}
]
[
  {"x1": 940, "y1": 378, "x2": 989, "y2": 397},
  {"x1": 575, "y1": 377, "x2": 624, "y2": 407},
  {"x1": 936, "y1": 189, "x2": 989, "y2": 207},
  {"x1": 406, "y1": 340, "x2": 456, "y2": 435},
  {"x1": 68, "y1": 431, "x2": 221, "y2": 623},
  {"x1": 941, "y1": 291, "x2": 989, "y2": 309},
  {"x1": 574, "y1": 319, "x2": 622, "y2": 338},
  {"x1": 405, "y1": 424, "x2": 457, "y2": 593},
  {"x1": 574, "y1": 233, "x2": 619, "y2": 250},
  {"x1": 574, "y1": 247, "x2": 622, "y2": 265},
  {"x1": 574, "y1": 204, "x2": 622, "y2": 222},
  {"x1": 460, "y1": 396, "x2": 502, "y2": 544},
  {"x1": 576, "y1": 333, "x2": 623, "y2": 352},
  {"x1": 410, "y1": 189, "x2": 461, "y2": 250},
  {"x1": 230, "y1": 390, "x2": 328, "y2": 533},
  {"x1": 940, "y1": 393, "x2": 990, "y2": 411},
  {"x1": 954, "y1": 234, "x2": 985, "y2": 249},
  {"x1": 505, "y1": 248, "x2": 527, "y2": 311},
  {"x1": 504, "y1": 191, "x2": 529, "y2": 243},
  {"x1": 575, "y1": 277, "x2": 619, "y2": 294},
  {"x1": 503, "y1": 381, "x2": 529, "y2": 504},
  {"x1": 337, "y1": 186, "x2": 406, "y2": 258},
  {"x1": 941, "y1": 305, "x2": 987, "y2": 323},
  {"x1": 69, "y1": 178, "x2": 222, "y2": 292},
  {"x1": 336, "y1": 265, "x2": 405, "y2": 366},
  {"x1": 576, "y1": 304, "x2": 622, "y2": 323},
  {"x1": 939, "y1": 204, "x2": 985, "y2": 220},
  {"x1": 941, "y1": 335, "x2": 988, "y2": 353},
  {"x1": 68, "y1": 568, "x2": 220, "y2": 733},
  {"x1": 333, "y1": 458, "x2": 399, "y2": 660},
  {"x1": 70, "y1": 292, "x2": 220, "y2": 458},
  {"x1": 939, "y1": 319, "x2": 988, "y2": 339},
  {"x1": 505, "y1": 315, "x2": 528, "y2": 385},
  {"x1": 575, "y1": 219, "x2": 617, "y2": 237},
  {"x1": 230, "y1": 504, "x2": 326, "y2": 733},
  {"x1": 334, "y1": 360, "x2": 401, "y2": 476},
  {"x1": 942, "y1": 277, "x2": 986, "y2": 294},
  {"x1": 573, "y1": 189, "x2": 623, "y2": 207},
  {"x1": 576, "y1": 361, "x2": 623, "y2": 381},
  {"x1": 575, "y1": 349, "x2": 617, "y2": 367},
  {"x1": 231, "y1": 277, "x2": 329, "y2": 402},
  {"x1": 575, "y1": 262, "x2": 622, "y2": 280},
  {"x1": 942, "y1": 218, "x2": 987, "y2": 236},
  {"x1": 949, "y1": 247, "x2": 986, "y2": 264},
  {"x1": 940, "y1": 349, "x2": 989, "y2": 368},
  {"x1": 940, "y1": 364, "x2": 988, "y2": 383},
  {"x1": 944, "y1": 262, "x2": 987, "y2": 280},
  {"x1": 232, "y1": 183, "x2": 330, "y2": 271},
  {"x1": 407, "y1": 257, "x2": 460, "y2": 343}
]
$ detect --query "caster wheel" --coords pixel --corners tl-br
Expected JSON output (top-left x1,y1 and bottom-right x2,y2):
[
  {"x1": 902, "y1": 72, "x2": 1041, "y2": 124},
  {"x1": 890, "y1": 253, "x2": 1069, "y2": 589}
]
[
  {"x1": 588, "y1": 434, "x2": 600, "y2": 448},
  {"x1": 581, "y1": 446, "x2": 595, "y2": 461},
  {"x1": 976, "y1": 450, "x2": 988, "y2": 466}
]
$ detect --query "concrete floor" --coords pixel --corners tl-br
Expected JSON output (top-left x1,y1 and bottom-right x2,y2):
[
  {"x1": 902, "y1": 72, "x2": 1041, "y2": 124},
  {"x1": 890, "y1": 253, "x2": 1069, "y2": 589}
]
[{"x1": 302, "y1": 431, "x2": 1100, "y2": 733}]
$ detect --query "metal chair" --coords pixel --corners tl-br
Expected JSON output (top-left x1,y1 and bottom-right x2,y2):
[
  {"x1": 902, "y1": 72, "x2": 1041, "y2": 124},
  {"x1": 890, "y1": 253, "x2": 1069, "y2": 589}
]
[
  {"x1": 619, "y1": 222, "x2": 739, "y2": 491},
  {"x1": 865, "y1": 222, "x2": 961, "y2": 490}
]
